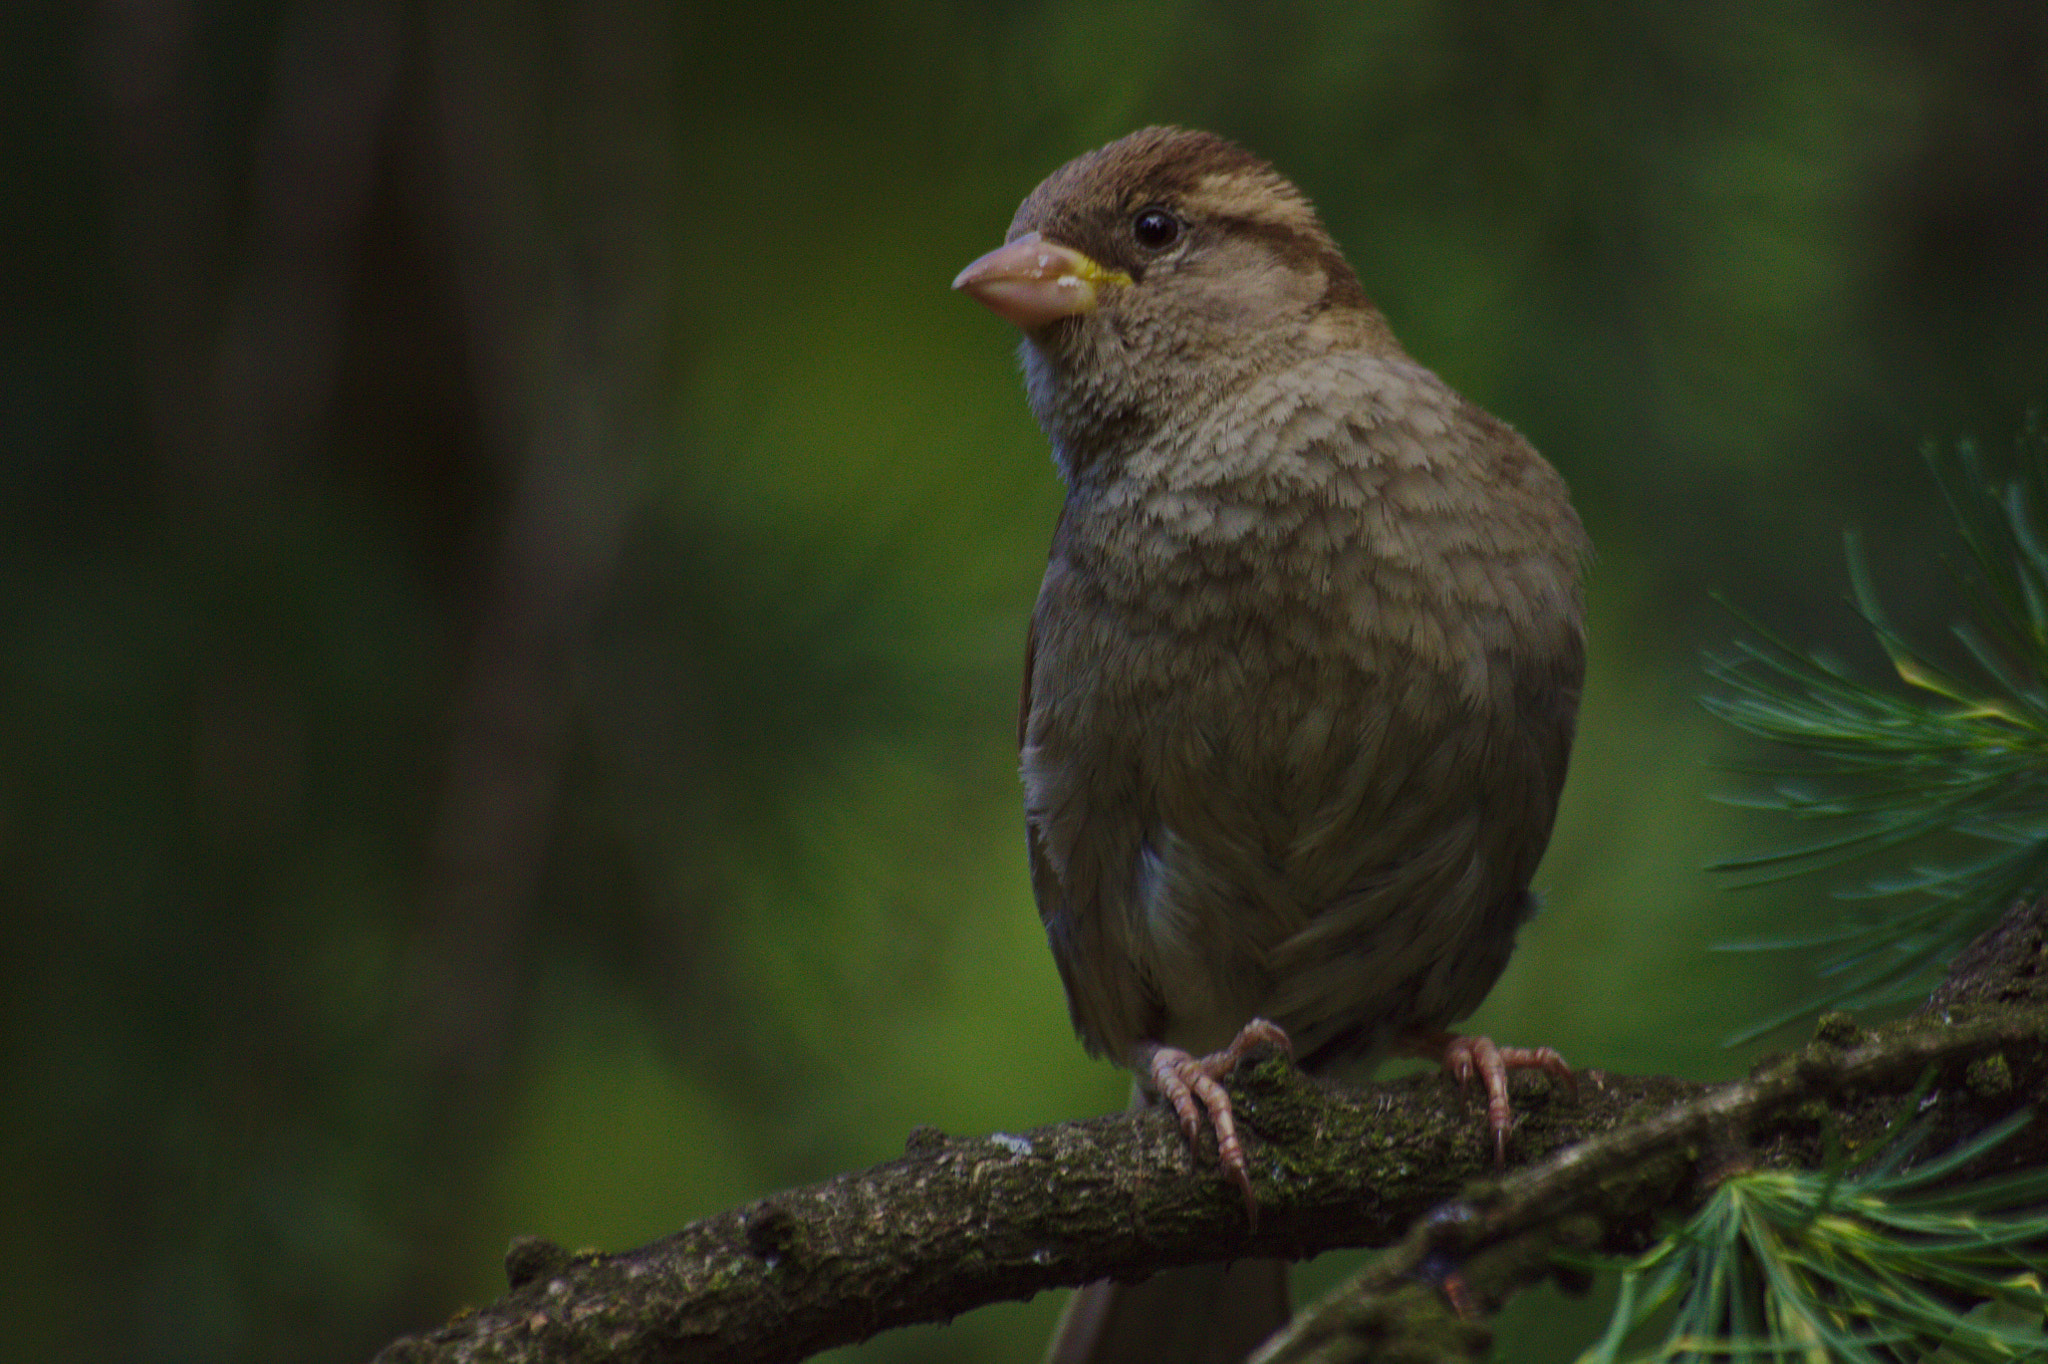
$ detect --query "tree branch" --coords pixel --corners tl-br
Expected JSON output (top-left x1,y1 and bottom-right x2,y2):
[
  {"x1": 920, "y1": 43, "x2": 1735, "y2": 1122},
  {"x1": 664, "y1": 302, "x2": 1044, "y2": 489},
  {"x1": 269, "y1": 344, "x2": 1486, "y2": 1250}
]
[
  {"x1": 374, "y1": 902, "x2": 2048, "y2": 1364},
  {"x1": 1256, "y1": 895, "x2": 2048, "y2": 1363}
]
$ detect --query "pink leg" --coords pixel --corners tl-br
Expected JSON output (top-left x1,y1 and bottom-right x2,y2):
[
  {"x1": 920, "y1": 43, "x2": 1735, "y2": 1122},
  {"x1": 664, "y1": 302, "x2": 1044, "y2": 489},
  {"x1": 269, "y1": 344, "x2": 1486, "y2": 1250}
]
[
  {"x1": 1394, "y1": 1029, "x2": 1574, "y2": 1167},
  {"x1": 1133, "y1": 1018, "x2": 1292, "y2": 1215}
]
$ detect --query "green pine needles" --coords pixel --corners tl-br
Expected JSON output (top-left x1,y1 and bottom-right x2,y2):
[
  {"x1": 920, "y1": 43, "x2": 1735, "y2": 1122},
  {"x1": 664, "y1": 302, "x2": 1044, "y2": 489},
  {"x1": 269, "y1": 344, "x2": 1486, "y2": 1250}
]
[
  {"x1": 1573, "y1": 417, "x2": 2048, "y2": 1363},
  {"x1": 1577, "y1": 1111, "x2": 2048, "y2": 1363},
  {"x1": 1704, "y1": 417, "x2": 2048, "y2": 1040}
]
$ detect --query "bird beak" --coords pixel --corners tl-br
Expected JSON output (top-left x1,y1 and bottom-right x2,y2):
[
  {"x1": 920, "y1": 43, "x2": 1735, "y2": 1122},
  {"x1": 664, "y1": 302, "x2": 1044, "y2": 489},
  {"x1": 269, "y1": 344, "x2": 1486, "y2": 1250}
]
[{"x1": 952, "y1": 232, "x2": 1129, "y2": 329}]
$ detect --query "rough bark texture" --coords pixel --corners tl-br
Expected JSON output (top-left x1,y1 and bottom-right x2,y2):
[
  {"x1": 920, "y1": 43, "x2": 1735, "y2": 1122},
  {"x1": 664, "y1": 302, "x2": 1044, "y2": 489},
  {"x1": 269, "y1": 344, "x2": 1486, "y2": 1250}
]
[
  {"x1": 374, "y1": 900, "x2": 2048, "y2": 1364},
  {"x1": 1254, "y1": 895, "x2": 2048, "y2": 1364}
]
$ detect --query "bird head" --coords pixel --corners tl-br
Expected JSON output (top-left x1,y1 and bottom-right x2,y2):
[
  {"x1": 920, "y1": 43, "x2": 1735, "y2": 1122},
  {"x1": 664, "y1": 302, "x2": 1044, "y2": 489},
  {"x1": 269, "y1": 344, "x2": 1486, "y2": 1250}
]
[{"x1": 955, "y1": 127, "x2": 1396, "y2": 481}]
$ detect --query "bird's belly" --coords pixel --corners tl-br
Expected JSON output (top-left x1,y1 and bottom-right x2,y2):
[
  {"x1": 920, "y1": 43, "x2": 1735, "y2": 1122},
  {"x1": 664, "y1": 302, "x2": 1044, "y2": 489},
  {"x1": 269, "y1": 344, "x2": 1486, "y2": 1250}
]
[
  {"x1": 1121, "y1": 658, "x2": 1535, "y2": 1061},
  {"x1": 1028, "y1": 535, "x2": 1570, "y2": 1067}
]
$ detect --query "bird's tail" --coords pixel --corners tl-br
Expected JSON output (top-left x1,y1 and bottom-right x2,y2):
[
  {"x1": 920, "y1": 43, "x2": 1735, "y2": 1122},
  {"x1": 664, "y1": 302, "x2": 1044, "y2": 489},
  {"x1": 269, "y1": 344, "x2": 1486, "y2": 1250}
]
[{"x1": 1043, "y1": 1258, "x2": 1290, "y2": 1364}]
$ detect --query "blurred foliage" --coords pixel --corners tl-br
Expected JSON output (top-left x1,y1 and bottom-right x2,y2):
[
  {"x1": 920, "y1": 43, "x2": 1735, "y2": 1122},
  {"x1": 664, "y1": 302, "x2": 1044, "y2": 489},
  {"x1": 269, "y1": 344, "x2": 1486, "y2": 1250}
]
[{"x1": 2, "y1": 2, "x2": 2044, "y2": 1362}]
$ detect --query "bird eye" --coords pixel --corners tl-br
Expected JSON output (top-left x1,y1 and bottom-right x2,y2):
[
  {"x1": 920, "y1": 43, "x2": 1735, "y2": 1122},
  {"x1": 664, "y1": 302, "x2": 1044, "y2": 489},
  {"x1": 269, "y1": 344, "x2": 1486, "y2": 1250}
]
[{"x1": 1131, "y1": 208, "x2": 1183, "y2": 251}]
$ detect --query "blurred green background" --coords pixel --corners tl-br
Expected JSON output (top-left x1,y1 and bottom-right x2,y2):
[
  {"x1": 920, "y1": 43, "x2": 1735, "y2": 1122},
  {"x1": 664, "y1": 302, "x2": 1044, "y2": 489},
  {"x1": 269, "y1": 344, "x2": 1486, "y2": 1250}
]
[{"x1": 6, "y1": 2, "x2": 2045, "y2": 1361}]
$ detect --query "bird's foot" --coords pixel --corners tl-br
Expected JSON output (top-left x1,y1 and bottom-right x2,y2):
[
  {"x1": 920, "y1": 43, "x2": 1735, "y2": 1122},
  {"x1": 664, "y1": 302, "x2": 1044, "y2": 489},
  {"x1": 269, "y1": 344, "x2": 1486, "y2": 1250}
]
[
  {"x1": 1134, "y1": 1018, "x2": 1292, "y2": 1217},
  {"x1": 1395, "y1": 1029, "x2": 1574, "y2": 1168}
]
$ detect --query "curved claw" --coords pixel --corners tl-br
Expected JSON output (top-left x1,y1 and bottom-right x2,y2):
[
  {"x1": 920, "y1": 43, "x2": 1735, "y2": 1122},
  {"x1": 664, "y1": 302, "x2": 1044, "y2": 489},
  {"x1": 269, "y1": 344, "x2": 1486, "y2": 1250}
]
[
  {"x1": 1400, "y1": 1030, "x2": 1574, "y2": 1168},
  {"x1": 1134, "y1": 1018, "x2": 1292, "y2": 1223}
]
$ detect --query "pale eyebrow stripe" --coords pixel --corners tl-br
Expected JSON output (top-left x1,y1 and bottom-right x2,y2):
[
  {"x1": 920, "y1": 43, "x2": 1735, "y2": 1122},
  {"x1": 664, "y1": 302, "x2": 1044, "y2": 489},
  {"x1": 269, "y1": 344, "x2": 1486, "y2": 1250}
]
[{"x1": 1186, "y1": 171, "x2": 1318, "y2": 229}]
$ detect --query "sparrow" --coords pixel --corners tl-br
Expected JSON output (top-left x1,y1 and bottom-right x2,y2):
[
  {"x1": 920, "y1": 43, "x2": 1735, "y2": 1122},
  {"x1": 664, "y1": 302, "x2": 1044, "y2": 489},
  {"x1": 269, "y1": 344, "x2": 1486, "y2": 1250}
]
[{"x1": 954, "y1": 127, "x2": 1587, "y2": 1364}]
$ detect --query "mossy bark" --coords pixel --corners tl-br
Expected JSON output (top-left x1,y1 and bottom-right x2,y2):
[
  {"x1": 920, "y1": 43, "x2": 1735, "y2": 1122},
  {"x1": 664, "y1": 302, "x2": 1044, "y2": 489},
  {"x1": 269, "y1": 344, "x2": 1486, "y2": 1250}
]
[{"x1": 375, "y1": 901, "x2": 2048, "y2": 1364}]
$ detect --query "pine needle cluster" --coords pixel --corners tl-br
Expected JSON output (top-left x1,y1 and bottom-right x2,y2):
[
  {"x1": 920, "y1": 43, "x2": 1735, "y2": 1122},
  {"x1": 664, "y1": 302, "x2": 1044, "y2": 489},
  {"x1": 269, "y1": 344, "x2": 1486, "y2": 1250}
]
[
  {"x1": 1703, "y1": 417, "x2": 2048, "y2": 1039},
  {"x1": 1579, "y1": 1113, "x2": 2048, "y2": 1363},
  {"x1": 1578, "y1": 417, "x2": 2048, "y2": 1362}
]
